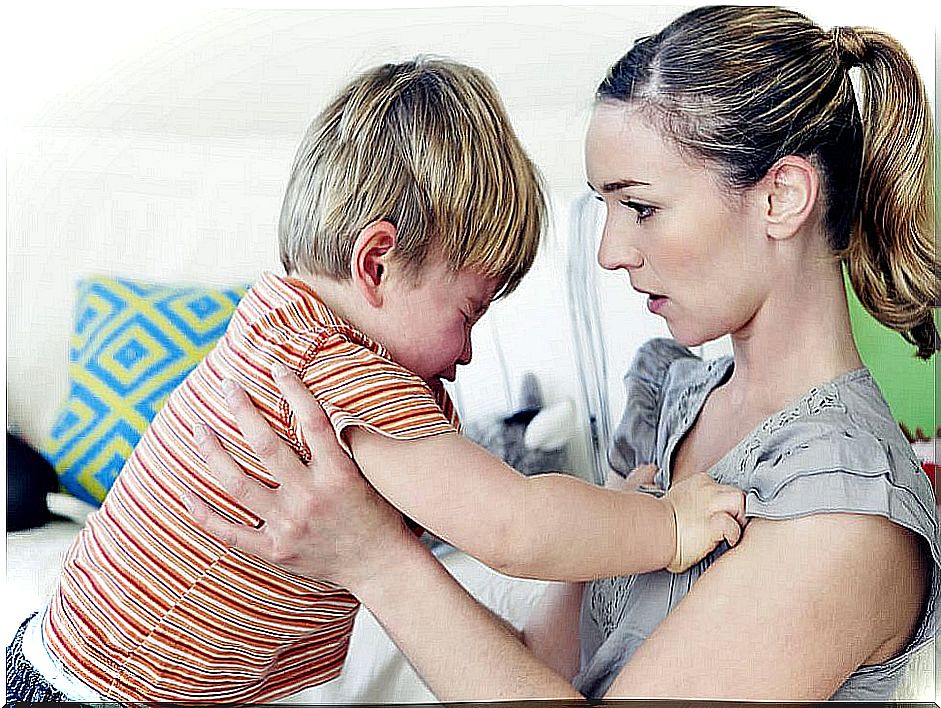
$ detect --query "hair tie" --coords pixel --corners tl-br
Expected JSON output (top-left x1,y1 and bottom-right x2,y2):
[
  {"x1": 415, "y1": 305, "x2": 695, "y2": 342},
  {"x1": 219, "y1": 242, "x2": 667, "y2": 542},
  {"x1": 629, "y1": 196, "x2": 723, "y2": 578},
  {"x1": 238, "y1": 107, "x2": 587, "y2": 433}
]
[{"x1": 831, "y1": 26, "x2": 866, "y2": 68}]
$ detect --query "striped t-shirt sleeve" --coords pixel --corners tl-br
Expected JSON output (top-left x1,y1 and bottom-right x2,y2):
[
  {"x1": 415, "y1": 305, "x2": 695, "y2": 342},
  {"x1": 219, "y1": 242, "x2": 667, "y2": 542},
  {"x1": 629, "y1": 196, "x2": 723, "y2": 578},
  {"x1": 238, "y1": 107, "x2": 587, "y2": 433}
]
[{"x1": 298, "y1": 330, "x2": 457, "y2": 456}]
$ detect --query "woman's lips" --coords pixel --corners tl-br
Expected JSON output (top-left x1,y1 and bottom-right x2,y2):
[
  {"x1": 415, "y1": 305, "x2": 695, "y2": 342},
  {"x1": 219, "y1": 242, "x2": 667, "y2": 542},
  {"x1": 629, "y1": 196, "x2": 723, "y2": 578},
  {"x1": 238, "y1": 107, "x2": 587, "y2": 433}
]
[{"x1": 646, "y1": 294, "x2": 668, "y2": 314}]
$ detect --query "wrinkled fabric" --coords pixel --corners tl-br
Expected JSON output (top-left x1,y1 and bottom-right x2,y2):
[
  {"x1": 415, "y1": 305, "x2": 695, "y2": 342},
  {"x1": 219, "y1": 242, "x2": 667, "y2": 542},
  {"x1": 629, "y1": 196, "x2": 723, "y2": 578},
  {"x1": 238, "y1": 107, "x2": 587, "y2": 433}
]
[{"x1": 576, "y1": 338, "x2": 939, "y2": 700}]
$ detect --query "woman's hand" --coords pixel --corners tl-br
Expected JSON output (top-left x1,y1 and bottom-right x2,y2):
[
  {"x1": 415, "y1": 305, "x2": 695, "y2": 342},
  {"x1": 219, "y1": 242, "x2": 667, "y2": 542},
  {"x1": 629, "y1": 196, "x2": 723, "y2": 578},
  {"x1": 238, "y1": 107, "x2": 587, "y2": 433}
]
[{"x1": 185, "y1": 367, "x2": 415, "y2": 591}]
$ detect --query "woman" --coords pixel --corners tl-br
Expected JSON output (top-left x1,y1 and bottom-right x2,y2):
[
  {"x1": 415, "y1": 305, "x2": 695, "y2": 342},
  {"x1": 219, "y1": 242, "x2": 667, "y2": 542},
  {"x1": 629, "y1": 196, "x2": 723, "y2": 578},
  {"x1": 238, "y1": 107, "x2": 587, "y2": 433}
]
[{"x1": 189, "y1": 5, "x2": 938, "y2": 700}]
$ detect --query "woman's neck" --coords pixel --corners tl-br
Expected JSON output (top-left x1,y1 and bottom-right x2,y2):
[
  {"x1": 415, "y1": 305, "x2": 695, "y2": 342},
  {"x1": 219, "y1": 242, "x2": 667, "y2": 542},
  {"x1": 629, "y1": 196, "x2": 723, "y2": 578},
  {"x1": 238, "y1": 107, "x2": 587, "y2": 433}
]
[{"x1": 723, "y1": 256, "x2": 864, "y2": 416}]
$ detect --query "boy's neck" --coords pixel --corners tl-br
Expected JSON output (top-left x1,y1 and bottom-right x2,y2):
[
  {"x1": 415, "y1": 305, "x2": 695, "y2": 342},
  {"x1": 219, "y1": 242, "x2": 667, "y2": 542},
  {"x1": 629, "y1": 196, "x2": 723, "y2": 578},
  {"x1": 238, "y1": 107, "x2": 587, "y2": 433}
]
[{"x1": 288, "y1": 270, "x2": 376, "y2": 338}]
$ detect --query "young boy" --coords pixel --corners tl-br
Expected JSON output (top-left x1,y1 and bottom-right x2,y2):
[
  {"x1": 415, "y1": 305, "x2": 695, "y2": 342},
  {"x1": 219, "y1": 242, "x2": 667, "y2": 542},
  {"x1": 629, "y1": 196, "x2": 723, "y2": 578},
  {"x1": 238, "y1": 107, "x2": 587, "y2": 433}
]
[{"x1": 12, "y1": 58, "x2": 744, "y2": 703}]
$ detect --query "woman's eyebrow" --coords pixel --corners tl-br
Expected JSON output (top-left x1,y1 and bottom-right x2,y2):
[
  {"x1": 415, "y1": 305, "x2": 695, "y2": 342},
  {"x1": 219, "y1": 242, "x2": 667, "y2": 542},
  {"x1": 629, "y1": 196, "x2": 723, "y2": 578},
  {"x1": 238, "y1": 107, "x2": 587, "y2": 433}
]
[
  {"x1": 586, "y1": 179, "x2": 651, "y2": 194},
  {"x1": 599, "y1": 179, "x2": 651, "y2": 192}
]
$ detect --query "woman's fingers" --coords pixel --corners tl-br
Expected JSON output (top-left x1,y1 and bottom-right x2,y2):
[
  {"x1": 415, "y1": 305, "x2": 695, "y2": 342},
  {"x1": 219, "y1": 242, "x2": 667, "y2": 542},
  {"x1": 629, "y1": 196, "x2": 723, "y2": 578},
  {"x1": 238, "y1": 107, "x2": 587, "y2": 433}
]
[
  {"x1": 193, "y1": 420, "x2": 276, "y2": 517},
  {"x1": 184, "y1": 373, "x2": 404, "y2": 585},
  {"x1": 222, "y1": 378, "x2": 308, "y2": 482},
  {"x1": 271, "y1": 364, "x2": 347, "y2": 466},
  {"x1": 183, "y1": 491, "x2": 268, "y2": 556}
]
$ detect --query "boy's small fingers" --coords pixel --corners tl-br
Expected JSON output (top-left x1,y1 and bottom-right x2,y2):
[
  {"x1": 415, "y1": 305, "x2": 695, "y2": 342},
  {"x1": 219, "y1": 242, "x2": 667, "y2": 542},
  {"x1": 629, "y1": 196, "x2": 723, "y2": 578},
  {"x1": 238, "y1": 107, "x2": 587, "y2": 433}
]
[
  {"x1": 628, "y1": 463, "x2": 658, "y2": 486},
  {"x1": 709, "y1": 484, "x2": 746, "y2": 527},
  {"x1": 726, "y1": 489, "x2": 747, "y2": 526},
  {"x1": 719, "y1": 513, "x2": 743, "y2": 548}
]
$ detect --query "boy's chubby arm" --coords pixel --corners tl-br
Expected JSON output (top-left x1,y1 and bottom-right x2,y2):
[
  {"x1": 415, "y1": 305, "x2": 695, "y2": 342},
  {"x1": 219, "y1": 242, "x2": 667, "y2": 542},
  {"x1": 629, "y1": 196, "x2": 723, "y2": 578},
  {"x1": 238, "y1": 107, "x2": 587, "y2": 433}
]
[
  {"x1": 513, "y1": 463, "x2": 660, "y2": 675},
  {"x1": 346, "y1": 427, "x2": 744, "y2": 580}
]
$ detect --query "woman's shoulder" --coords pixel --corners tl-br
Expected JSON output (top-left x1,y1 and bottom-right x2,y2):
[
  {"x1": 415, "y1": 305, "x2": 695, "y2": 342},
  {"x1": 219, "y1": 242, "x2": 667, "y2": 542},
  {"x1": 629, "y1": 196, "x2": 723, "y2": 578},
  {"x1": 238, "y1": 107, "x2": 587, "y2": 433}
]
[
  {"x1": 733, "y1": 369, "x2": 938, "y2": 599},
  {"x1": 739, "y1": 369, "x2": 919, "y2": 466},
  {"x1": 731, "y1": 369, "x2": 940, "y2": 684},
  {"x1": 736, "y1": 369, "x2": 933, "y2": 510}
]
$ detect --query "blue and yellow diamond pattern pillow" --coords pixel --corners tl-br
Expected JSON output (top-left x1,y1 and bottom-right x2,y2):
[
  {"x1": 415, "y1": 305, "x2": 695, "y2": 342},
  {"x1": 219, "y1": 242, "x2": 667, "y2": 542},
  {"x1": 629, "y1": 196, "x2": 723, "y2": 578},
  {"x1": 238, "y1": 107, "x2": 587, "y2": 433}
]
[{"x1": 42, "y1": 276, "x2": 247, "y2": 505}]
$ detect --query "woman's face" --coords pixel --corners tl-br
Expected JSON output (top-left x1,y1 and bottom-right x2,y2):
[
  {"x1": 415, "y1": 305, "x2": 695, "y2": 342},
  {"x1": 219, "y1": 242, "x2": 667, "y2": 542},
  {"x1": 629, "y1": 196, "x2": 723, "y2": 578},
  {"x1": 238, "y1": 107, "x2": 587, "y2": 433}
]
[{"x1": 584, "y1": 103, "x2": 770, "y2": 348}]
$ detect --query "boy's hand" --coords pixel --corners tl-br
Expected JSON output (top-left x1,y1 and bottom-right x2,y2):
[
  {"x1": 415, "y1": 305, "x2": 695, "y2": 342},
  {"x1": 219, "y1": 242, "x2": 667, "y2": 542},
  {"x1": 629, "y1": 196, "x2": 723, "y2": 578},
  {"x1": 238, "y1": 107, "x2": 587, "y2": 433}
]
[{"x1": 663, "y1": 473, "x2": 746, "y2": 573}]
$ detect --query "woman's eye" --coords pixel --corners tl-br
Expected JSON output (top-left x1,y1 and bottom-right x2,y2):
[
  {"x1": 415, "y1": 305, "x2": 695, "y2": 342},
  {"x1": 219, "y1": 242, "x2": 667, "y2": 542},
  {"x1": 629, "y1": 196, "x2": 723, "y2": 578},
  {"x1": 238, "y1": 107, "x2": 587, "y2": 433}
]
[{"x1": 622, "y1": 200, "x2": 656, "y2": 223}]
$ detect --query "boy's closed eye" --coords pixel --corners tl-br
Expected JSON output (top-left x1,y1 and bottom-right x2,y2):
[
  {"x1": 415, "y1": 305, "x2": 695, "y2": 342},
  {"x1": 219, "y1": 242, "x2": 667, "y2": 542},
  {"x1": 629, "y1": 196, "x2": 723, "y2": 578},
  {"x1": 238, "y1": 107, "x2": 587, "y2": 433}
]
[{"x1": 464, "y1": 301, "x2": 490, "y2": 324}]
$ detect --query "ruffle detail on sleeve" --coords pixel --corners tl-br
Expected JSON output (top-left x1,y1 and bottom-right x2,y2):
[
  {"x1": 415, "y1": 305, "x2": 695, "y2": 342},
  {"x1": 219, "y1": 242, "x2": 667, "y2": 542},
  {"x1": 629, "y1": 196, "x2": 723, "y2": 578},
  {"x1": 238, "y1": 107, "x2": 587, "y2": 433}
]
[
  {"x1": 744, "y1": 424, "x2": 935, "y2": 533},
  {"x1": 743, "y1": 422, "x2": 940, "y2": 648},
  {"x1": 607, "y1": 338, "x2": 698, "y2": 477}
]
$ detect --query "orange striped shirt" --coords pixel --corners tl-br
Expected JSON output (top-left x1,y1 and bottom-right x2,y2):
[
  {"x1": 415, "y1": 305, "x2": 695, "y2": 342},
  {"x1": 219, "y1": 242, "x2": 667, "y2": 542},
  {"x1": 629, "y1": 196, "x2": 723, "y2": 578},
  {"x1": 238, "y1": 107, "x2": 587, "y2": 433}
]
[{"x1": 43, "y1": 272, "x2": 459, "y2": 702}]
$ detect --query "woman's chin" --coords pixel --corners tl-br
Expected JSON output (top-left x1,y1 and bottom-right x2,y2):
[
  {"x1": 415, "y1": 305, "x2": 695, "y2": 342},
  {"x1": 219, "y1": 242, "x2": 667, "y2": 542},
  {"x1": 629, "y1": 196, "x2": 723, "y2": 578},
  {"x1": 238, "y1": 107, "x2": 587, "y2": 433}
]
[{"x1": 664, "y1": 325, "x2": 719, "y2": 351}]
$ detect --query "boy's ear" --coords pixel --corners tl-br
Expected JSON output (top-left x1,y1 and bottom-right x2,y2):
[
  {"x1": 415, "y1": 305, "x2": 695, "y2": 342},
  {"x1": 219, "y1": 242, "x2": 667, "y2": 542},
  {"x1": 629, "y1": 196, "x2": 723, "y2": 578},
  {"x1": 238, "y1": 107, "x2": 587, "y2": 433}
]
[
  {"x1": 759, "y1": 155, "x2": 819, "y2": 241},
  {"x1": 351, "y1": 220, "x2": 397, "y2": 307}
]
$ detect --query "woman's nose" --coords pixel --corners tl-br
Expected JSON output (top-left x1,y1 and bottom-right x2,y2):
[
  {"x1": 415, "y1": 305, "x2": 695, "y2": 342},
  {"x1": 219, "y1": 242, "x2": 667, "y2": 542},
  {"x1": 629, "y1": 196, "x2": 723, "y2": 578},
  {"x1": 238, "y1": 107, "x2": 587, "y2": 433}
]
[{"x1": 597, "y1": 229, "x2": 644, "y2": 271}]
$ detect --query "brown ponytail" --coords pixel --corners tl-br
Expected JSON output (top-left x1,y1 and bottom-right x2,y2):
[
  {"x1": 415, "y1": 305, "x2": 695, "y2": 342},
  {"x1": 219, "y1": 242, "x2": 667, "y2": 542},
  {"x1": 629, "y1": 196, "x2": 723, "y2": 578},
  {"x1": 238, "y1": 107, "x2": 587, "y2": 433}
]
[{"x1": 834, "y1": 26, "x2": 938, "y2": 359}]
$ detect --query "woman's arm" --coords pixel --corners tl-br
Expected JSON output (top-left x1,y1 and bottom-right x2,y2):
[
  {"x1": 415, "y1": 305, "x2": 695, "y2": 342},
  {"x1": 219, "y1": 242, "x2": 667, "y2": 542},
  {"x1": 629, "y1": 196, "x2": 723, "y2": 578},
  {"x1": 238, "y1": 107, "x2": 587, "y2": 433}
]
[
  {"x1": 603, "y1": 512, "x2": 927, "y2": 699},
  {"x1": 349, "y1": 532, "x2": 582, "y2": 701},
  {"x1": 517, "y1": 463, "x2": 659, "y2": 680},
  {"x1": 188, "y1": 380, "x2": 928, "y2": 700},
  {"x1": 186, "y1": 382, "x2": 583, "y2": 702},
  {"x1": 187, "y1": 376, "x2": 926, "y2": 700},
  {"x1": 520, "y1": 581, "x2": 585, "y2": 680}
]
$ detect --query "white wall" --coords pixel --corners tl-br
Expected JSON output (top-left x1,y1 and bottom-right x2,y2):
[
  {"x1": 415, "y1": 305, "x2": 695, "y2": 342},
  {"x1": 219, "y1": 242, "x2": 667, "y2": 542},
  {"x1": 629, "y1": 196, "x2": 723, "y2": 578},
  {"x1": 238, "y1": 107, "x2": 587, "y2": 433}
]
[
  {"x1": 5, "y1": 4, "x2": 935, "y2": 480},
  {"x1": 5, "y1": 5, "x2": 690, "y2": 477}
]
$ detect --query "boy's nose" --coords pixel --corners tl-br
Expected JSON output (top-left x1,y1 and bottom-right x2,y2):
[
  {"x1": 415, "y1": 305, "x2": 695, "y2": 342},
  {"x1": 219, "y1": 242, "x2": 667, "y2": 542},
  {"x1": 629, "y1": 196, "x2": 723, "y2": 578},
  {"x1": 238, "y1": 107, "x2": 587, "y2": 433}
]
[{"x1": 457, "y1": 339, "x2": 473, "y2": 366}]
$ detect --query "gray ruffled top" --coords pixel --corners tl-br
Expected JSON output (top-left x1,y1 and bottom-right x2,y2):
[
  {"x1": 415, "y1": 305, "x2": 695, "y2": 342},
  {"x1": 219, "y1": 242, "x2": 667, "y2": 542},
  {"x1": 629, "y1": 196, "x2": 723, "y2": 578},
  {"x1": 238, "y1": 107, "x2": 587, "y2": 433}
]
[{"x1": 575, "y1": 338, "x2": 939, "y2": 700}]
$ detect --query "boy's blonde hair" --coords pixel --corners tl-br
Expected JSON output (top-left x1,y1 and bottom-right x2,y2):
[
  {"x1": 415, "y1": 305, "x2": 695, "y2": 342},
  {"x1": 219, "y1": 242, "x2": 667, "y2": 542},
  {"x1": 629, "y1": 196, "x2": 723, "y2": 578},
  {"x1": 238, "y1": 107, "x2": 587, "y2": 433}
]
[{"x1": 279, "y1": 57, "x2": 545, "y2": 299}]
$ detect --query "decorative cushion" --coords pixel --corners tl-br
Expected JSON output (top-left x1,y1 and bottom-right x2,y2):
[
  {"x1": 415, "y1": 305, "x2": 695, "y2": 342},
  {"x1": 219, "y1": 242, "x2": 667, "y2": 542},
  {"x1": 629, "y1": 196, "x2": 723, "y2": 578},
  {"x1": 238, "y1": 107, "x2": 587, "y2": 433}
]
[{"x1": 42, "y1": 276, "x2": 247, "y2": 505}]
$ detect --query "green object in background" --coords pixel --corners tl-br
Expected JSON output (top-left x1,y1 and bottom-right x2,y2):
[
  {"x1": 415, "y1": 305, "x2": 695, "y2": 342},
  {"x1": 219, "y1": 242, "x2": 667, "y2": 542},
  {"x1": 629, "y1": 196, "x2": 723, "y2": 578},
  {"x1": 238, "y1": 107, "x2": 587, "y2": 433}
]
[{"x1": 845, "y1": 269, "x2": 937, "y2": 437}]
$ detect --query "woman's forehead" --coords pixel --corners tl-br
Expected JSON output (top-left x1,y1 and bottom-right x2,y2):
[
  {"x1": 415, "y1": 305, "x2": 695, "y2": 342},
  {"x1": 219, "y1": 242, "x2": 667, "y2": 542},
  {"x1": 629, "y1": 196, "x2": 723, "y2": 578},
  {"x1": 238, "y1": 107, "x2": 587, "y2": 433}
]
[{"x1": 585, "y1": 104, "x2": 694, "y2": 188}]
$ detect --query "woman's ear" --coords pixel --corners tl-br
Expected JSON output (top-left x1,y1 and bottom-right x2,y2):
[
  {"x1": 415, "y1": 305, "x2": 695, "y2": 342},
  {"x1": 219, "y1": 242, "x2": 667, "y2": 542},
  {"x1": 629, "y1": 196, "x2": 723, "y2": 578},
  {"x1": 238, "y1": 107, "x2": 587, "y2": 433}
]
[
  {"x1": 759, "y1": 155, "x2": 820, "y2": 241},
  {"x1": 350, "y1": 220, "x2": 397, "y2": 307}
]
